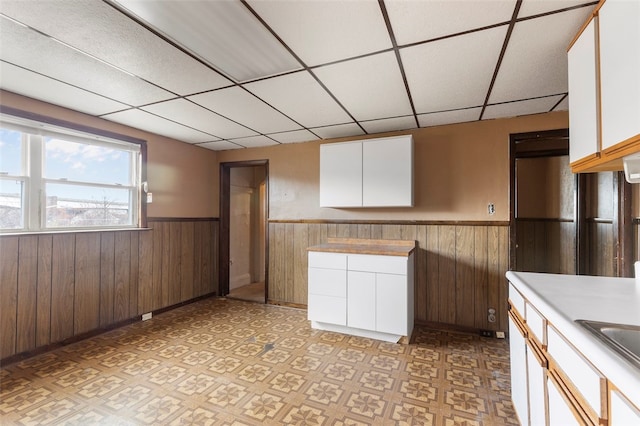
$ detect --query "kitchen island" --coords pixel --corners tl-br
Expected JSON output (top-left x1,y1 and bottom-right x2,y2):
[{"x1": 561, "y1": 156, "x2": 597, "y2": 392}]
[{"x1": 506, "y1": 271, "x2": 640, "y2": 425}]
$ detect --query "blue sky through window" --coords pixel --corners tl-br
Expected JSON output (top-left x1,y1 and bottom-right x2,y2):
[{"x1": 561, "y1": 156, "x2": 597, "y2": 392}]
[{"x1": 0, "y1": 129, "x2": 23, "y2": 176}]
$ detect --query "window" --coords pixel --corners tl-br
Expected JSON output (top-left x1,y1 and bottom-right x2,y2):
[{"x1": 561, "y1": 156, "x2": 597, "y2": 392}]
[{"x1": 0, "y1": 112, "x2": 145, "y2": 232}]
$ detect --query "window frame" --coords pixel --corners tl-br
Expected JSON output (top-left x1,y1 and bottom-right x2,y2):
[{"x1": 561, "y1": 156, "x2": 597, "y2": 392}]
[{"x1": 0, "y1": 105, "x2": 147, "y2": 233}]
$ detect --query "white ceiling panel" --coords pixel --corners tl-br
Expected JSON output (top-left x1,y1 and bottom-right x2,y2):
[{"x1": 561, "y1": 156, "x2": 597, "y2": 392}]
[
  {"x1": 489, "y1": 7, "x2": 593, "y2": 103},
  {"x1": 113, "y1": 0, "x2": 301, "y2": 82},
  {"x1": 245, "y1": 71, "x2": 352, "y2": 128},
  {"x1": 402, "y1": 26, "x2": 507, "y2": 114},
  {"x1": 188, "y1": 87, "x2": 301, "y2": 135},
  {"x1": 518, "y1": 0, "x2": 596, "y2": 19},
  {"x1": 418, "y1": 107, "x2": 482, "y2": 128},
  {"x1": 314, "y1": 51, "x2": 413, "y2": 121},
  {"x1": 311, "y1": 124, "x2": 365, "y2": 140},
  {"x1": 0, "y1": 61, "x2": 129, "y2": 116},
  {"x1": 268, "y1": 130, "x2": 319, "y2": 145},
  {"x1": 0, "y1": 16, "x2": 173, "y2": 106},
  {"x1": 199, "y1": 141, "x2": 244, "y2": 151},
  {"x1": 386, "y1": 0, "x2": 515, "y2": 45},
  {"x1": 142, "y1": 99, "x2": 257, "y2": 140},
  {"x1": 246, "y1": 0, "x2": 391, "y2": 66},
  {"x1": 230, "y1": 135, "x2": 279, "y2": 149},
  {"x1": 0, "y1": 0, "x2": 232, "y2": 95},
  {"x1": 555, "y1": 96, "x2": 569, "y2": 111},
  {"x1": 101, "y1": 109, "x2": 218, "y2": 144},
  {"x1": 483, "y1": 95, "x2": 564, "y2": 120},
  {"x1": 361, "y1": 116, "x2": 417, "y2": 134}
]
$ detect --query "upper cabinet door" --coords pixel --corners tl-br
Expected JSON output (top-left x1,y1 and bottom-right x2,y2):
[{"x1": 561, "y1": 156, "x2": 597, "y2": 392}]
[
  {"x1": 568, "y1": 18, "x2": 599, "y2": 164},
  {"x1": 319, "y1": 141, "x2": 362, "y2": 207},
  {"x1": 362, "y1": 135, "x2": 413, "y2": 207},
  {"x1": 599, "y1": 0, "x2": 640, "y2": 152}
]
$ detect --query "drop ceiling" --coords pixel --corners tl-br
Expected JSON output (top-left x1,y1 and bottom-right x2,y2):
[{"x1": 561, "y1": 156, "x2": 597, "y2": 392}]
[{"x1": 0, "y1": 0, "x2": 596, "y2": 151}]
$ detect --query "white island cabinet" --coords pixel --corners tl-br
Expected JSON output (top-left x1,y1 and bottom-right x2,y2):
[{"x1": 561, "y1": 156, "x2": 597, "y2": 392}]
[
  {"x1": 307, "y1": 238, "x2": 415, "y2": 343},
  {"x1": 507, "y1": 271, "x2": 640, "y2": 426}
]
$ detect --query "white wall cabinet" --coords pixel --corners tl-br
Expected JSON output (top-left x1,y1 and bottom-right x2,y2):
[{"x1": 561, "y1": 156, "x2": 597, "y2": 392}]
[
  {"x1": 568, "y1": 0, "x2": 640, "y2": 173},
  {"x1": 598, "y1": 0, "x2": 640, "y2": 152},
  {"x1": 319, "y1": 135, "x2": 413, "y2": 208},
  {"x1": 568, "y1": 18, "x2": 599, "y2": 164},
  {"x1": 308, "y1": 242, "x2": 414, "y2": 343}
]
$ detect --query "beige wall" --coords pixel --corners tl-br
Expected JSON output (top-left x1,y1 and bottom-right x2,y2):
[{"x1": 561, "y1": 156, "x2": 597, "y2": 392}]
[
  {"x1": 218, "y1": 112, "x2": 570, "y2": 221},
  {"x1": 0, "y1": 91, "x2": 219, "y2": 218}
]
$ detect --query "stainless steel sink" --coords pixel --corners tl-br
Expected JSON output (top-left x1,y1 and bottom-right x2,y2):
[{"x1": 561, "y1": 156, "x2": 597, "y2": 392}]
[{"x1": 576, "y1": 320, "x2": 640, "y2": 369}]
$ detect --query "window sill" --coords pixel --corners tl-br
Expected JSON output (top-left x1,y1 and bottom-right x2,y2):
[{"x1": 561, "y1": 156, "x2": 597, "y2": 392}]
[{"x1": 0, "y1": 227, "x2": 152, "y2": 237}]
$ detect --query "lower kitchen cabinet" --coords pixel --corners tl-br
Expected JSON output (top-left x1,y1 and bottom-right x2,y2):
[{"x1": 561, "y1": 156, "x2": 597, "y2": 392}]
[
  {"x1": 307, "y1": 238, "x2": 415, "y2": 343},
  {"x1": 507, "y1": 275, "x2": 640, "y2": 426},
  {"x1": 610, "y1": 389, "x2": 640, "y2": 424}
]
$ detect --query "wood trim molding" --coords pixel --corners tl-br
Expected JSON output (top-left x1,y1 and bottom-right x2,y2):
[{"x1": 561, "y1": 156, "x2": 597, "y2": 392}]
[
  {"x1": 516, "y1": 217, "x2": 575, "y2": 223},
  {"x1": 147, "y1": 217, "x2": 219, "y2": 222},
  {"x1": 267, "y1": 219, "x2": 510, "y2": 226}
]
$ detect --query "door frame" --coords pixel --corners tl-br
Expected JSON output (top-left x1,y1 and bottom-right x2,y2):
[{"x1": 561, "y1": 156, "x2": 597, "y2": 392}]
[{"x1": 219, "y1": 160, "x2": 269, "y2": 297}]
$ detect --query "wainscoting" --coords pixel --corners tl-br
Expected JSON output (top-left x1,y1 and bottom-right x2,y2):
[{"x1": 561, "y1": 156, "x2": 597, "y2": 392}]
[
  {"x1": 0, "y1": 218, "x2": 218, "y2": 361},
  {"x1": 515, "y1": 218, "x2": 576, "y2": 274},
  {"x1": 267, "y1": 221, "x2": 510, "y2": 332}
]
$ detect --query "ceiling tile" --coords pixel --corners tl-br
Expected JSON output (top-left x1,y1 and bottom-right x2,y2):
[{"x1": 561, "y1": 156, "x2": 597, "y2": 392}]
[
  {"x1": 198, "y1": 141, "x2": 245, "y2": 151},
  {"x1": 0, "y1": 16, "x2": 173, "y2": 106},
  {"x1": 246, "y1": 0, "x2": 391, "y2": 66},
  {"x1": 311, "y1": 123, "x2": 365, "y2": 140},
  {"x1": 483, "y1": 95, "x2": 564, "y2": 120},
  {"x1": 113, "y1": 0, "x2": 300, "y2": 82},
  {"x1": 314, "y1": 51, "x2": 413, "y2": 121},
  {"x1": 0, "y1": 61, "x2": 129, "y2": 116},
  {"x1": 386, "y1": 0, "x2": 515, "y2": 45},
  {"x1": 229, "y1": 135, "x2": 279, "y2": 149},
  {"x1": 102, "y1": 109, "x2": 218, "y2": 144},
  {"x1": 518, "y1": 1, "x2": 597, "y2": 18},
  {"x1": 245, "y1": 71, "x2": 352, "y2": 128},
  {"x1": 360, "y1": 116, "x2": 417, "y2": 134},
  {"x1": 418, "y1": 107, "x2": 482, "y2": 128},
  {"x1": 402, "y1": 26, "x2": 507, "y2": 114},
  {"x1": 268, "y1": 130, "x2": 319, "y2": 144},
  {"x1": 489, "y1": 7, "x2": 594, "y2": 103},
  {"x1": 0, "y1": 0, "x2": 232, "y2": 95},
  {"x1": 555, "y1": 96, "x2": 569, "y2": 111},
  {"x1": 188, "y1": 87, "x2": 301, "y2": 135},
  {"x1": 142, "y1": 99, "x2": 257, "y2": 140}
]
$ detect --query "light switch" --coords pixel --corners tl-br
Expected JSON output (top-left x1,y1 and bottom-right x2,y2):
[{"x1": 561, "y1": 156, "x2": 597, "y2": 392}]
[{"x1": 147, "y1": 192, "x2": 153, "y2": 203}]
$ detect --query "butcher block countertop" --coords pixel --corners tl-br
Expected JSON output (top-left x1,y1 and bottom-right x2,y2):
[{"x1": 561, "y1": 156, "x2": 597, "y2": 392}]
[{"x1": 307, "y1": 238, "x2": 416, "y2": 256}]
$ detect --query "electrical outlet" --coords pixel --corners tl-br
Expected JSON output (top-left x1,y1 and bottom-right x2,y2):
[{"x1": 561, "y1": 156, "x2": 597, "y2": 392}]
[
  {"x1": 146, "y1": 192, "x2": 153, "y2": 203},
  {"x1": 480, "y1": 330, "x2": 493, "y2": 338},
  {"x1": 142, "y1": 312, "x2": 152, "y2": 321},
  {"x1": 496, "y1": 331, "x2": 506, "y2": 339},
  {"x1": 488, "y1": 203, "x2": 495, "y2": 215},
  {"x1": 488, "y1": 308, "x2": 496, "y2": 323}
]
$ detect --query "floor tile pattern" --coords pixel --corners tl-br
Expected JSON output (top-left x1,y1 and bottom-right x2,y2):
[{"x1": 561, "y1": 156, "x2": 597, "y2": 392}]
[{"x1": 0, "y1": 298, "x2": 517, "y2": 425}]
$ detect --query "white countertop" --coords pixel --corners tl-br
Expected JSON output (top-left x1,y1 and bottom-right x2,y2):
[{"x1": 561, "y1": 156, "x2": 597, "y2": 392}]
[{"x1": 506, "y1": 271, "x2": 640, "y2": 404}]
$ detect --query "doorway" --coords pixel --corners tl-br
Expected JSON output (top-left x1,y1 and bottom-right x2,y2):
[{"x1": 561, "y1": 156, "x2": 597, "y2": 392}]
[
  {"x1": 509, "y1": 129, "x2": 576, "y2": 274},
  {"x1": 220, "y1": 160, "x2": 268, "y2": 302}
]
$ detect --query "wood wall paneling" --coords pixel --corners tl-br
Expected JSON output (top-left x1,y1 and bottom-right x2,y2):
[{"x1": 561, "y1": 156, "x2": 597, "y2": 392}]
[
  {"x1": 51, "y1": 234, "x2": 75, "y2": 342},
  {"x1": 99, "y1": 233, "x2": 115, "y2": 327},
  {"x1": 1, "y1": 237, "x2": 19, "y2": 359},
  {"x1": 74, "y1": 233, "x2": 101, "y2": 335},
  {"x1": 169, "y1": 222, "x2": 182, "y2": 305},
  {"x1": 138, "y1": 229, "x2": 154, "y2": 315},
  {"x1": 17, "y1": 236, "x2": 37, "y2": 353},
  {"x1": 267, "y1": 221, "x2": 511, "y2": 332},
  {"x1": 180, "y1": 222, "x2": 195, "y2": 302},
  {"x1": 36, "y1": 236, "x2": 53, "y2": 347},
  {"x1": 114, "y1": 231, "x2": 132, "y2": 322},
  {"x1": 1, "y1": 219, "x2": 219, "y2": 361}
]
